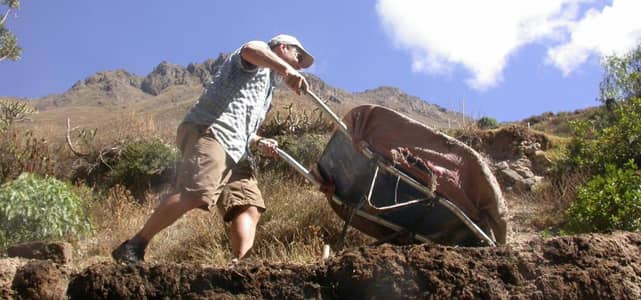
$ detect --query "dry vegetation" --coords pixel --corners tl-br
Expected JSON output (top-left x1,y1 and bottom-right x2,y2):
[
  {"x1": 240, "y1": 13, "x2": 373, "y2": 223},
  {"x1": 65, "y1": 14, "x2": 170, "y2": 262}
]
[{"x1": 5, "y1": 101, "x2": 374, "y2": 268}]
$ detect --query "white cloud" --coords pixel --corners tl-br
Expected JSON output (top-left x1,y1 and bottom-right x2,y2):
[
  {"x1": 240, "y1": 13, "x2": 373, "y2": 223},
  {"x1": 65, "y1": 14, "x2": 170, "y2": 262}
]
[
  {"x1": 376, "y1": 0, "x2": 641, "y2": 90},
  {"x1": 548, "y1": 0, "x2": 641, "y2": 75}
]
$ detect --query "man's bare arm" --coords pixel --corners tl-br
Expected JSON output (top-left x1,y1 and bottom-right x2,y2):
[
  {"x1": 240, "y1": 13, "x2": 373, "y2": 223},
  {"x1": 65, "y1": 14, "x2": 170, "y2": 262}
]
[{"x1": 240, "y1": 41, "x2": 308, "y2": 94}]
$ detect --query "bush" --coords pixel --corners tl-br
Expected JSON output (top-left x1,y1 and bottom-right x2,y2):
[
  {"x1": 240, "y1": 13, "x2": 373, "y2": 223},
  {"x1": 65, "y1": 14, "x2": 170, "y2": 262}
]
[
  {"x1": 560, "y1": 98, "x2": 641, "y2": 175},
  {"x1": 0, "y1": 173, "x2": 93, "y2": 250},
  {"x1": 110, "y1": 139, "x2": 177, "y2": 200},
  {"x1": 71, "y1": 138, "x2": 177, "y2": 201},
  {"x1": 565, "y1": 161, "x2": 641, "y2": 233},
  {"x1": 0, "y1": 130, "x2": 56, "y2": 184},
  {"x1": 599, "y1": 44, "x2": 641, "y2": 101},
  {"x1": 477, "y1": 116, "x2": 498, "y2": 129},
  {"x1": 0, "y1": 98, "x2": 34, "y2": 132},
  {"x1": 257, "y1": 133, "x2": 329, "y2": 177}
]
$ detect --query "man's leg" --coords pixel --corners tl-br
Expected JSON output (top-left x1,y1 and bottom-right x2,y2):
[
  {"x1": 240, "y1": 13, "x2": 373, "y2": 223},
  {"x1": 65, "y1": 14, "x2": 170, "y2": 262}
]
[
  {"x1": 113, "y1": 122, "x2": 229, "y2": 263},
  {"x1": 112, "y1": 191, "x2": 209, "y2": 263},
  {"x1": 229, "y1": 205, "x2": 262, "y2": 259},
  {"x1": 134, "y1": 191, "x2": 208, "y2": 243}
]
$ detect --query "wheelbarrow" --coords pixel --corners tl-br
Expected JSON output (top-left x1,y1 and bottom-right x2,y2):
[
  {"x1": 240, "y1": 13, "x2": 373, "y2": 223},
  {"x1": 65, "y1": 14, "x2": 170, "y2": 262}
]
[{"x1": 275, "y1": 91, "x2": 507, "y2": 247}]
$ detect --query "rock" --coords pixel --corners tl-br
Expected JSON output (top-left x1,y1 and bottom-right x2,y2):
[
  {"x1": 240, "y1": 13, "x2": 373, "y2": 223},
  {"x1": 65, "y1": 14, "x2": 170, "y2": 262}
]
[
  {"x1": 498, "y1": 166, "x2": 538, "y2": 191},
  {"x1": 495, "y1": 161, "x2": 509, "y2": 170},
  {"x1": 531, "y1": 150, "x2": 553, "y2": 175},
  {"x1": 141, "y1": 61, "x2": 199, "y2": 95},
  {"x1": 12, "y1": 260, "x2": 69, "y2": 300},
  {"x1": 520, "y1": 141, "x2": 540, "y2": 156},
  {"x1": 187, "y1": 55, "x2": 227, "y2": 85},
  {"x1": 71, "y1": 70, "x2": 143, "y2": 90},
  {"x1": 0, "y1": 258, "x2": 29, "y2": 299},
  {"x1": 514, "y1": 157, "x2": 532, "y2": 169},
  {"x1": 499, "y1": 168, "x2": 524, "y2": 186},
  {"x1": 513, "y1": 165, "x2": 535, "y2": 179},
  {"x1": 7, "y1": 241, "x2": 73, "y2": 265}
]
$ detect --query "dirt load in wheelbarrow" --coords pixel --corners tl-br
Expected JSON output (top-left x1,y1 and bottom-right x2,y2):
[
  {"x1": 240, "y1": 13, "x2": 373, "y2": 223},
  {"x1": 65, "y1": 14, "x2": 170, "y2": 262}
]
[{"x1": 279, "y1": 93, "x2": 508, "y2": 247}]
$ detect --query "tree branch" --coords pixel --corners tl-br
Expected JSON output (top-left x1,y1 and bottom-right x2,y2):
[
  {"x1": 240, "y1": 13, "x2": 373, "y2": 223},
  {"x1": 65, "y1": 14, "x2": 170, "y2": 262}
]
[
  {"x1": 66, "y1": 118, "x2": 90, "y2": 156},
  {"x1": 0, "y1": 8, "x2": 10, "y2": 26}
]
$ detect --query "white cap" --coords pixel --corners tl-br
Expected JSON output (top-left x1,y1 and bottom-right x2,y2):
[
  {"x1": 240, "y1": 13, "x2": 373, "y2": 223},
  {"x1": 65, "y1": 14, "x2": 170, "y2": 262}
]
[{"x1": 268, "y1": 34, "x2": 314, "y2": 68}]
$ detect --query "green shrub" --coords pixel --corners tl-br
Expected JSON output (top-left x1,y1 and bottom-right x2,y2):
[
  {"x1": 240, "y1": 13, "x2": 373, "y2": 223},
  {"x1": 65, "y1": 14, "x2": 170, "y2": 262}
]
[
  {"x1": 257, "y1": 133, "x2": 329, "y2": 177},
  {"x1": 477, "y1": 116, "x2": 498, "y2": 129},
  {"x1": 560, "y1": 98, "x2": 641, "y2": 175},
  {"x1": 599, "y1": 44, "x2": 641, "y2": 101},
  {"x1": 565, "y1": 161, "x2": 641, "y2": 233},
  {"x1": 110, "y1": 139, "x2": 177, "y2": 200},
  {"x1": 0, "y1": 173, "x2": 93, "y2": 250}
]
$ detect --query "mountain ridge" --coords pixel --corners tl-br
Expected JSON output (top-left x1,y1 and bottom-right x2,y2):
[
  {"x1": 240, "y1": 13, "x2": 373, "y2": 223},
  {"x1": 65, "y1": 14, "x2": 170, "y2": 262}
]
[{"x1": 29, "y1": 56, "x2": 470, "y2": 129}]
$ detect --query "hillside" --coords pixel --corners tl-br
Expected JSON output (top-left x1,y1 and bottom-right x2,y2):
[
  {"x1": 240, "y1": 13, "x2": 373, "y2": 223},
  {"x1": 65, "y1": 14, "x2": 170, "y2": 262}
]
[{"x1": 511, "y1": 106, "x2": 603, "y2": 137}]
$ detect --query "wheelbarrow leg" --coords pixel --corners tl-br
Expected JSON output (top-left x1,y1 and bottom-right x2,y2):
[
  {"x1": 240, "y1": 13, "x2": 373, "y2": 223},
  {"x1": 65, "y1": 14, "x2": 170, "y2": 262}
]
[{"x1": 338, "y1": 196, "x2": 367, "y2": 249}]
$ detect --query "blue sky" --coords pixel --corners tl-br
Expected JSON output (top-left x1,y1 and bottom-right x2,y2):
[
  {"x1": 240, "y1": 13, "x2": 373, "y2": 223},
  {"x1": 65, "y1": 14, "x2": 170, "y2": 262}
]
[{"x1": 2, "y1": 1, "x2": 641, "y2": 121}]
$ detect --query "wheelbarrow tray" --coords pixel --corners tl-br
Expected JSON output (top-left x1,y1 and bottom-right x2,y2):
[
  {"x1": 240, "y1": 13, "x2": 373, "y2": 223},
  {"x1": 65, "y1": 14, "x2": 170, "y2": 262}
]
[{"x1": 317, "y1": 130, "x2": 484, "y2": 246}]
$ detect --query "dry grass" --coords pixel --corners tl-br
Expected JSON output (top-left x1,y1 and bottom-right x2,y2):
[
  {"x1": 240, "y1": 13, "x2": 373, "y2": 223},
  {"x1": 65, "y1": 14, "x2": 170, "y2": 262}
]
[
  {"x1": 70, "y1": 185, "x2": 151, "y2": 269},
  {"x1": 521, "y1": 171, "x2": 589, "y2": 230},
  {"x1": 75, "y1": 171, "x2": 371, "y2": 267}
]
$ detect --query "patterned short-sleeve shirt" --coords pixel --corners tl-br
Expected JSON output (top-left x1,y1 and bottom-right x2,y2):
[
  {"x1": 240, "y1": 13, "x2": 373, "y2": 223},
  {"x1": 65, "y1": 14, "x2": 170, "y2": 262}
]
[{"x1": 182, "y1": 43, "x2": 275, "y2": 163}]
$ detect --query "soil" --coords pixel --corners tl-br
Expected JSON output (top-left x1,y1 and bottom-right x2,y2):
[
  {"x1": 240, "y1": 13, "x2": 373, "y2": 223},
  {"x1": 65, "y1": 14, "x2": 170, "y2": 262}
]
[
  {"x1": 457, "y1": 125, "x2": 553, "y2": 160},
  {"x1": 53, "y1": 232, "x2": 641, "y2": 299}
]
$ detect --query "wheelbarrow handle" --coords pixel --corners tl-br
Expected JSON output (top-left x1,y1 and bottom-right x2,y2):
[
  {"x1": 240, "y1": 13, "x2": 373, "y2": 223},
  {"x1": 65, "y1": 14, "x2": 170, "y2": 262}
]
[
  {"x1": 276, "y1": 147, "x2": 319, "y2": 186},
  {"x1": 305, "y1": 90, "x2": 348, "y2": 133}
]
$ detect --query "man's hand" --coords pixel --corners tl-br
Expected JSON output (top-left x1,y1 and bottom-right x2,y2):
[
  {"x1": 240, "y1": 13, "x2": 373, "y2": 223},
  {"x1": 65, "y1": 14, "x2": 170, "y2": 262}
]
[
  {"x1": 256, "y1": 138, "x2": 279, "y2": 159},
  {"x1": 284, "y1": 68, "x2": 309, "y2": 95}
]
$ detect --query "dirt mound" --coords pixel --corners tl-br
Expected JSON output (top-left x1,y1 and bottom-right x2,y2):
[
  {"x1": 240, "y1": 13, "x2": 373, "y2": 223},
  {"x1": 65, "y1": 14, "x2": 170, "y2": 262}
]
[
  {"x1": 62, "y1": 232, "x2": 641, "y2": 299},
  {"x1": 458, "y1": 125, "x2": 553, "y2": 160},
  {"x1": 13, "y1": 260, "x2": 69, "y2": 299}
]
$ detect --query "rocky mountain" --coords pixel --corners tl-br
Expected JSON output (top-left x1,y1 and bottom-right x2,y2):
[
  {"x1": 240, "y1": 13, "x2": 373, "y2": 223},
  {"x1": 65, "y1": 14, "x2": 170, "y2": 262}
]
[
  {"x1": 36, "y1": 70, "x2": 150, "y2": 110},
  {"x1": 30, "y1": 55, "x2": 471, "y2": 129}
]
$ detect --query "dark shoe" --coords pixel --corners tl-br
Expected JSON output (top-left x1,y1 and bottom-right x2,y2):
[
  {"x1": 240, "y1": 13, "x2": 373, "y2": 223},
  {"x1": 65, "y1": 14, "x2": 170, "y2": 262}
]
[{"x1": 111, "y1": 240, "x2": 145, "y2": 264}]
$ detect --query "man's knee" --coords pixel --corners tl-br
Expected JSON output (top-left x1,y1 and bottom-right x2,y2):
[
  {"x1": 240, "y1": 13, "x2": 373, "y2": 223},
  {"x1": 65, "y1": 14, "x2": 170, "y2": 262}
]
[
  {"x1": 177, "y1": 191, "x2": 211, "y2": 210},
  {"x1": 229, "y1": 205, "x2": 262, "y2": 222},
  {"x1": 244, "y1": 205, "x2": 261, "y2": 219}
]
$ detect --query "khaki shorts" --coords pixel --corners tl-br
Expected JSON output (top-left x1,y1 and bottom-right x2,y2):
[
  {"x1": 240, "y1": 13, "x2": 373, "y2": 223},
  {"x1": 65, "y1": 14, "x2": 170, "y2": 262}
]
[{"x1": 174, "y1": 123, "x2": 265, "y2": 222}]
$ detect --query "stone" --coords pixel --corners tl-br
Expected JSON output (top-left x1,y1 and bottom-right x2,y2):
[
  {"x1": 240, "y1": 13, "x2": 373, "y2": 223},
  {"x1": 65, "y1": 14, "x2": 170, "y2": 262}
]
[
  {"x1": 12, "y1": 260, "x2": 69, "y2": 300},
  {"x1": 0, "y1": 258, "x2": 29, "y2": 299},
  {"x1": 531, "y1": 150, "x2": 553, "y2": 175},
  {"x1": 496, "y1": 161, "x2": 509, "y2": 170},
  {"x1": 513, "y1": 165, "x2": 535, "y2": 179},
  {"x1": 499, "y1": 168, "x2": 524, "y2": 186},
  {"x1": 7, "y1": 241, "x2": 73, "y2": 265},
  {"x1": 141, "y1": 61, "x2": 199, "y2": 95},
  {"x1": 498, "y1": 167, "x2": 539, "y2": 192}
]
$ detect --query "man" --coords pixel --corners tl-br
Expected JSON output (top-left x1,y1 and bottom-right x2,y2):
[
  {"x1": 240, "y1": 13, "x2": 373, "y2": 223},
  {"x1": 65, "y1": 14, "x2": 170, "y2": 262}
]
[{"x1": 112, "y1": 34, "x2": 314, "y2": 264}]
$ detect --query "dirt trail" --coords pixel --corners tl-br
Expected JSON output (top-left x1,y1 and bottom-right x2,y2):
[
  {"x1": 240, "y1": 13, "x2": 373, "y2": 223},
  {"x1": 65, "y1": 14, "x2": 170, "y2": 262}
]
[{"x1": 58, "y1": 232, "x2": 641, "y2": 299}]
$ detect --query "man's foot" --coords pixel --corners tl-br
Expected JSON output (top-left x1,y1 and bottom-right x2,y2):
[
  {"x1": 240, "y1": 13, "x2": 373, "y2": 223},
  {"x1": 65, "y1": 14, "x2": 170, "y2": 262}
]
[{"x1": 111, "y1": 240, "x2": 145, "y2": 264}]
